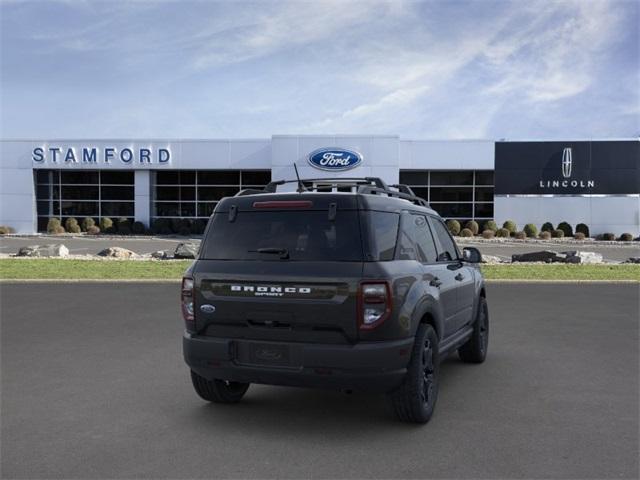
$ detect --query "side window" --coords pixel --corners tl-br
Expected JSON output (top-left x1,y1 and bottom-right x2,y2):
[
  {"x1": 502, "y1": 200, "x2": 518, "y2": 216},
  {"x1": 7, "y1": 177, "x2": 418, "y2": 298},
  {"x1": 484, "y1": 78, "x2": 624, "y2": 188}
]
[
  {"x1": 428, "y1": 217, "x2": 459, "y2": 262},
  {"x1": 414, "y1": 215, "x2": 438, "y2": 263},
  {"x1": 397, "y1": 214, "x2": 437, "y2": 262},
  {"x1": 367, "y1": 211, "x2": 399, "y2": 261}
]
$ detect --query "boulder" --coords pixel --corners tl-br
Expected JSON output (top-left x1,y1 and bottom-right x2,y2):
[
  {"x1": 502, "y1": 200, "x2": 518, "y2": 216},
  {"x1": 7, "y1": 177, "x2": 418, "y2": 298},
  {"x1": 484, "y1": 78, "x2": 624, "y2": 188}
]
[
  {"x1": 97, "y1": 247, "x2": 137, "y2": 258},
  {"x1": 174, "y1": 242, "x2": 199, "y2": 259},
  {"x1": 151, "y1": 250, "x2": 170, "y2": 260},
  {"x1": 624, "y1": 257, "x2": 640, "y2": 264},
  {"x1": 561, "y1": 251, "x2": 604, "y2": 264},
  {"x1": 481, "y1": 254, "x2": 503, "y2": 264},
  {"x1": 511, "y1": 250, "x2": 565, "y2": 263},
  {"x1": 17, "y1": 244, "x2": 69, "y2": 258}
]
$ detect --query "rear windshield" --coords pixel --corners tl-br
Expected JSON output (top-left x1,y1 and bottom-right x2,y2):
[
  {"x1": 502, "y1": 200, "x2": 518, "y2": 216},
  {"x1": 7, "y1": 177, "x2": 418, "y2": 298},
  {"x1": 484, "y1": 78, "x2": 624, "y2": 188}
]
[{"x1": 200, "y1": 211, "x2": 363, "y2": 261}]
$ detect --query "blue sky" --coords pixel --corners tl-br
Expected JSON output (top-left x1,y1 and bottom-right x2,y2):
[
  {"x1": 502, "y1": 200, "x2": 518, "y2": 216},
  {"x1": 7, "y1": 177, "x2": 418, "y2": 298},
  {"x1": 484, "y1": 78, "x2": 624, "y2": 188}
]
[{"x1": 1, "y1": 0, "x2": 638, "y2": 139}]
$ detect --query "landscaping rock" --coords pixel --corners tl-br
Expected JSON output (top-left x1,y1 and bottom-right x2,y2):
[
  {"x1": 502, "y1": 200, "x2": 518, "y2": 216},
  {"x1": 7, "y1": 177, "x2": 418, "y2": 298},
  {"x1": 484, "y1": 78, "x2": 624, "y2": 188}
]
[
  {"x1": 151, "y1": 250, "x2": 170, "y2": 260},
  {"x1": 17, "y1": 244, "x2": 69, "y2": 258},
  {"x1": 511, "y1": 250, "x2": 565, "y2": 263},
  {"x1": 481, "y1": 254, "x2": 503, "y2": 264},
  {"x1": 97, "y1": 247, "x2": 137, "y2": 258},
  {"x1": 561, "y1": 251, "x2": 604, "y2": 264},
  {"x1": 174, "y1": 242, "x2": 199, "y2": 259},
  {"x1": 624, "y1": 257, "x2": 640, "y2": 264}
]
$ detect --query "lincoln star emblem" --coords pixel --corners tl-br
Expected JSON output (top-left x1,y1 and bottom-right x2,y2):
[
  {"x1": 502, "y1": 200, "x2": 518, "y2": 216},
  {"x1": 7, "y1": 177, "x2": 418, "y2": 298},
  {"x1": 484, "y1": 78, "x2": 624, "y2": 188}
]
[{"x1": 561, "y1": 147, "x2": 572, "y2": 178}]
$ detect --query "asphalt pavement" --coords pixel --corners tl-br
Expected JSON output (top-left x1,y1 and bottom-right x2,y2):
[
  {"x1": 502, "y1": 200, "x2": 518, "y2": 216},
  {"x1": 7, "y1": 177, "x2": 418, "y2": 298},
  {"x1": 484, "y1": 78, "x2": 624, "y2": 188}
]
[{"x1": 1, "y1": 282, "x2": 638, "y2": 479}]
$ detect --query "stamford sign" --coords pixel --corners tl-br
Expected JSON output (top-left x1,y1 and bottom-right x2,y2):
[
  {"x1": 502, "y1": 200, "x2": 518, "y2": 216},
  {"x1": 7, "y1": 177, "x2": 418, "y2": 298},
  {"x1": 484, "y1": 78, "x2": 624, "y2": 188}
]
[
  {"x1": 32, "y1": 146, "x2": 171, "y2": 165},
  {"x1": 308, "y1": 147, "x2": 362, "y2": 171}
]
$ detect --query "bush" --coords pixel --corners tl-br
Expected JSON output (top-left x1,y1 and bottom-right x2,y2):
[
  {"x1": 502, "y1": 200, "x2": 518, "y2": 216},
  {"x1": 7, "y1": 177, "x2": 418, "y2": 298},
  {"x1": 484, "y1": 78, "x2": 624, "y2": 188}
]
[
  {"x1": 551, "y1": 229, "x2": 565, "y2": 238},
  {"x1": 460, "y1": 228, "x2": 473, "y2": 237},
  {"x1": 523, "y1": 223, "x2": 538, "y2": 238},
  {"x1": 192, "y1": 219, "x2": 207, "y2": 235},
  {"x1": 86, "y1": 225, "x2": 100, "y2": 235},
  {"x1": 574, "y1": 232, "x2": 586, "y2": 240},
  {"x1": 151, "y1": 218, "x2": 172, "y2": 235},
  {"x1": 618, "y1": 233, "x2": 633, "y2": 242},
  {"x1": 46, "y1": 218, "x2": 61, "y2": 233},
  {"x1": 538, "y1": 231, "x2": 551, "y2": 240},
  {"x1": 541, "y1": 222, "x2": 554, "y2": 233},
  {"x1": 52, "y1": 225, "x2": 65, "y2": 234},
  {"x1": 81, "y1": 217, "x2": 96, "y2": 232},
  {"x1": 116, "y1": 217, "x2": 131, "y2": 235},
  {"x1": 177, "y1": 218, "x2": 192, "y2": 236},
  {"x1": 514, "y1": 231, "x2": 527, "y2": 240},
  {"x1": 557, "y1": 221, "x2": 573, "y2": 238},
  {"x1": 0, "y1": 225, "x2": 15, "y2": 234},
  {"x1": 64, "y1": 217, "x2": 81, "y2": 234},
  {"x1": 132, "y1": 221, "x2": 146, "y2": 235},
  {"x1": 599, "y1": 232, "x2": 615, "y2": 241},
  {"x1": 481, "y1": 229, "x2": 495, "y2": 239},
  {"x1": 99, "y1": 217, "x2": 114, "y2": 233},
  {"x1": 575, "y1": 223, "x2": 590, "y2": 238},
  {"x1": 502, "y1": 220, "x2": 517, "y2": 234},
  {"x1": 464, "y1": 220, "x2": 479, "y2": 235},
  {"x1": 496, "y1": 228, "x2": 510, "y2": 238},
  {"x1": 446, "y1": 219, "x2": 461, "y2": 236},
  {"x1": 483, "y1": 220, "x2": 498, "y2": 233}
]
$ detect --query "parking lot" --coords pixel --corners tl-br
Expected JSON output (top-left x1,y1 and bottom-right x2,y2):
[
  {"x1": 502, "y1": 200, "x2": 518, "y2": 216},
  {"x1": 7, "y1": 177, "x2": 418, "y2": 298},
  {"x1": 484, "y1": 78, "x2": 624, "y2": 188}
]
[{"x1": 1, "y1": 282, "x2": 638, "y2": 479}]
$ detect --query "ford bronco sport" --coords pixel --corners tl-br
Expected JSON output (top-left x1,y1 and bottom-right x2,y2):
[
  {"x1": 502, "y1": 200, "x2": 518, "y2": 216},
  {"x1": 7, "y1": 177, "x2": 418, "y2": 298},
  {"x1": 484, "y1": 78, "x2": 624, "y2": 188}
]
[{"x1": 182, "y1": 177, "x2": 488, "y2": 423}]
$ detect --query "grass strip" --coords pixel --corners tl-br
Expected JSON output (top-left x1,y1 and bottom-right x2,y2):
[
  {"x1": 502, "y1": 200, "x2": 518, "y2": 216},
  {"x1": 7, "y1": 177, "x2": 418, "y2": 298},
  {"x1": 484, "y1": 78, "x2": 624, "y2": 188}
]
[{"x1": 0, "y1": 259, "x2": 638, "y2": 281}]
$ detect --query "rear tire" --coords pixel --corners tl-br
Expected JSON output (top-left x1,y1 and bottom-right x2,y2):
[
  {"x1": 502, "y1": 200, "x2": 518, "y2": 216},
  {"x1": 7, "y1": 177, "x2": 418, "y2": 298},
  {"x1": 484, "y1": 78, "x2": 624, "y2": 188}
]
[
  {"x1": 387, "y1": 324, "x2": 439, "y2": 424},
  {"x1": 190, "y1": 370, "x2": 250, "y2": 403},
  {"x1": 458, "y1": 296, "x2": 489, "y2": 363}
]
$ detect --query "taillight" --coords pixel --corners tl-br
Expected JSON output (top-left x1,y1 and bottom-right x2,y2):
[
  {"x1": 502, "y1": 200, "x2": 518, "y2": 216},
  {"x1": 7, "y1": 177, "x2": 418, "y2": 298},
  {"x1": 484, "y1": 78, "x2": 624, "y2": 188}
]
[
  {"x1": 181, "y1": 277, "x2": 195, "y2": 330},
  {"x1": 358, "y1": 282, "x2": 392, "y2": 330}
]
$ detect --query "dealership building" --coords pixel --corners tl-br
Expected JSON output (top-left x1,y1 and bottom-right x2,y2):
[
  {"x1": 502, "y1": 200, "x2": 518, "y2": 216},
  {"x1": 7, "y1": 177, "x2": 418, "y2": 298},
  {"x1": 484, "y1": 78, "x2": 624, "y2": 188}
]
[{"x1": 0, "y1": 136, "x2": 638, "y2": 235}]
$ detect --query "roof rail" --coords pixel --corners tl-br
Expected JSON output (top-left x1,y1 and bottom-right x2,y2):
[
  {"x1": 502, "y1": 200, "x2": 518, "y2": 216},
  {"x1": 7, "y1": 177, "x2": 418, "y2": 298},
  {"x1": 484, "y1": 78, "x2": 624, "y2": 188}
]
[{"x1": 236, "y1": 177, "x2": 430, "y2": 208}]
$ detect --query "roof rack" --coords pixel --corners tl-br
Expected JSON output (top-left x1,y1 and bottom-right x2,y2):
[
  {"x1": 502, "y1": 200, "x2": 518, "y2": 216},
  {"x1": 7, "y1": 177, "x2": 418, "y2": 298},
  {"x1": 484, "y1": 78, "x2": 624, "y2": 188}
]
[{"x1": 235, "y1": 177, "x2": 430, "y2": 207}]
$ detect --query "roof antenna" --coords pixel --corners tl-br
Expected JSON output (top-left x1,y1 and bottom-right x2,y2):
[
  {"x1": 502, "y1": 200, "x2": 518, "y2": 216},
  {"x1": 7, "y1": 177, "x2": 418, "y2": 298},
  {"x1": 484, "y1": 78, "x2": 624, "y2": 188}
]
[{"x1": 293, "y1": 163, "x2": 306, "y2": 193}]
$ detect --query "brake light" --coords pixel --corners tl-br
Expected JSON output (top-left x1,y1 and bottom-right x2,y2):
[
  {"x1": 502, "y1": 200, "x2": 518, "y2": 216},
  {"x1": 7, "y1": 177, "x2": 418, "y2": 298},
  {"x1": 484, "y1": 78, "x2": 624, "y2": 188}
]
[
  {"x1": 358, "y1": 282, "x2": 392, "y2": 330},
  {"x1": 253, "y1": 200, "x2": 313, "y2": 209},
  {"x1": 181, "y1": 277, "x2": 195, "y2": 330}
]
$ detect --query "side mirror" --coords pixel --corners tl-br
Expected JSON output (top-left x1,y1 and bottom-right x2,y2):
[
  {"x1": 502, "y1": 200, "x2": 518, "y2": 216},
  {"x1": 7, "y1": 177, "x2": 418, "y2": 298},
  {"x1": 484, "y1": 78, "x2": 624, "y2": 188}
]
[{"x1": 462, "y1": 247, "x2": 482, "y2": 263}]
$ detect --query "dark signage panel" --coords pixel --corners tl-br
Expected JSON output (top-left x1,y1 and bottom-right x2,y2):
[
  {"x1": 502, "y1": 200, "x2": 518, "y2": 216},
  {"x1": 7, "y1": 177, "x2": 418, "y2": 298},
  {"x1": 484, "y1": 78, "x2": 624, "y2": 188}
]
[{"x1": 495, "y1": 141, "x2": 640, "y2": 195}]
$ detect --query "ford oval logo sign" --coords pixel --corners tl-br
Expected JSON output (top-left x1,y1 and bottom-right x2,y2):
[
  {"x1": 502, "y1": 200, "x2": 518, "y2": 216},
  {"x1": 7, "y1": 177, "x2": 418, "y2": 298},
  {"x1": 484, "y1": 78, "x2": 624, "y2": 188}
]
[{"x1": 307, "y1": 148, "x2": 362, "y2": 171}]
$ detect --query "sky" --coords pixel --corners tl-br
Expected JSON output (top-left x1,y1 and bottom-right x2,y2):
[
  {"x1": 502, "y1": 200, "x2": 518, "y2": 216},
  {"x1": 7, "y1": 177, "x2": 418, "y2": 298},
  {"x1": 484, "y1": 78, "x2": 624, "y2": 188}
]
[{"x1": 1, "y1": 0, "x2": 638, "y2": 140}]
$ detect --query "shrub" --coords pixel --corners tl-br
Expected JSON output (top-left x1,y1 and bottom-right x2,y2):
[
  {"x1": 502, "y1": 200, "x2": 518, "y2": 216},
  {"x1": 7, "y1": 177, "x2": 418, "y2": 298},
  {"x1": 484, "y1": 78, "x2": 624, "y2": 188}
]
[
  {"x1": 496, "y1": 228, "x2": 510, "y2": 238},
  {"x1": 192, "y1": 219, "x2": 207, "y2": 235},
  {"x1": 52, "y1": 225, "x2": 65, "y2": 234},
  {"x1": 86, "y1": 225, "x2": 100, "y2": 235},
  {"x1": 523, "y1": 223, "x2": 538, "y2": 238},
  {"x1": 46, "y1": 218, "x2": 61, "y2": 233},
  {"x1": 151, "y1": 218, "x2": 172, "y2": 235},
  {"x1": 514, "y1": 231, "x2": 527, "y2": 240},
  {"x1": 64, "y1": 217, "x2": 81, "y2": 234},
  {"x1": 464, "y1": 220, "x2": 479, "y2": 235},
  {"x1": 460, "y1": 228, "x2": 473, "y2": 237},
  {"x1": 574, "y1": 232, "x2": 586, "y2": 240},
  {"x1": 538, "y1": 231, "x2": 551, "y2": 240},
  {"x1": 81, "y1": 217, "x2": 96, "y2": 232},
  {"x1": 483, "y1": 220, "x2": 498, "y2": 233},
  {"x1": 551, "y1": 229, "x2": 565, "y2": 238},
  {"x1": 446, "y1": 219, "x2": 461, "y2": 236},
  {"x1": 541, "y1": 222, "x2": 554, "y2": 233},
  {"x1": 575, "y1": 223, "x2": 590, "y2": 238},
  {"x1": 177, "y1": 218, "x2": 192, "y2": 236},
  {"x1": 132, "y1": 221, "x2": 146, "y2": 235},
  {"x1": 99, "y1": 217, "x2": 114, "y2": 233},
  {"x1": 116, "y1": 217, "x2": 131, "y2": 235},
  {"x1": 0, "y1": 225, "x2": 15, "y2": 234},
  {"x1": 481, "y1": 229, "x2": 495, "y2": 239},
  {"x1": 599, "y1": 232, "x2": 615, "y2": 241},
  {"x1": 502, "y1": 220, "x2": 517, "y2": 234},
  {"x1": 557, "y1": 221, "x2": 573, "y2": 238},
  {"x1": 618, "y1": 233, "x2": 633, "y2": 242}
]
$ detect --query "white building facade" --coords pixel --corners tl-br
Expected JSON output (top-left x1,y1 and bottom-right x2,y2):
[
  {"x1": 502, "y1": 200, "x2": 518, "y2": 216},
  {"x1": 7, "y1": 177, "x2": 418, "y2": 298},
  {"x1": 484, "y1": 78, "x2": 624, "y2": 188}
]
[{"x1": 0, "y1": 135, "x2": 638, "y2": 235}]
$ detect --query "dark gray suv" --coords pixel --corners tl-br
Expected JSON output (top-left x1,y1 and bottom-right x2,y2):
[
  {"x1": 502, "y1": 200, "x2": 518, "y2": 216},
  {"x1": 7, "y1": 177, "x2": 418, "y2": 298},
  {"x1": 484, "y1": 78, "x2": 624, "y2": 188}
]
[{"x1": 182, "y1": 177, "x2": 488, "y2": 423}]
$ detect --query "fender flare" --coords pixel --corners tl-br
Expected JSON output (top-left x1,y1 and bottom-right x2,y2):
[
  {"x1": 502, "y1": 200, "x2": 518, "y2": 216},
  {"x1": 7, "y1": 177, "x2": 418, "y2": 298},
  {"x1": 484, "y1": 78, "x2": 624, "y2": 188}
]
[{"x1": 410, "y1": 297, "x2": 445, "y2": 340}]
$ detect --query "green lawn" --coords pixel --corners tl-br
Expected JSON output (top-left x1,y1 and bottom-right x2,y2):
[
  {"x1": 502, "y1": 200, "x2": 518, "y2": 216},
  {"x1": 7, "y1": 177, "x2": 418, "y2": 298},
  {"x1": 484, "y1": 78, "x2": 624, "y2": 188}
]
[{"x1": 0, "y1": 258, "x2": 638, "y2": 281}]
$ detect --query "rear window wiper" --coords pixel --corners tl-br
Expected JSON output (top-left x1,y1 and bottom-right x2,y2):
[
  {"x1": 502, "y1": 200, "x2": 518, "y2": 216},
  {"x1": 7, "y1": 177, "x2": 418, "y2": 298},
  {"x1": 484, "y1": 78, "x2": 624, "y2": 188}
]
[{"x1": 249, "y1": 247, "x2": 290, "y2": 260}]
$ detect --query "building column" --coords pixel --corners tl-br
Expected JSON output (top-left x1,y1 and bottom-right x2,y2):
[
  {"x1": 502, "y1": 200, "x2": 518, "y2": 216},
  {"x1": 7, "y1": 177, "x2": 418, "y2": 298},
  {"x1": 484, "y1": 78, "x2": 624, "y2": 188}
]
[{"x1": 134, "y1": 170, "x2": 151, "y2": 227}]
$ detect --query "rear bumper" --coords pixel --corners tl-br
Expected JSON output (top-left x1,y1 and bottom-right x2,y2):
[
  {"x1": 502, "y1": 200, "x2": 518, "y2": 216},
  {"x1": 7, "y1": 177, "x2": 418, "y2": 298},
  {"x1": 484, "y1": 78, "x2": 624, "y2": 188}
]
[{"x1": 183, "y1": 333, "x2": 414, "y2": 393}]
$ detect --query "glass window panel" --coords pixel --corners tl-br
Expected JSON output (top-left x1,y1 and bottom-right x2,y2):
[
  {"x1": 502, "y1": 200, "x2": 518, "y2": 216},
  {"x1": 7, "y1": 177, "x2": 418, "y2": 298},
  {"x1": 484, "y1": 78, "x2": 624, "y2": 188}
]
[
  {"x1": 475, "y1": 187, "x2": 494, "y2": 202},
  {"x1": 101, "y1": 202, "x2": 134, "y2": 217},
  {"x1": 241, "y1": 171, "x2": 271, "y2": 185},
  {"x1": 37, "y1": 217, "x2": 50, "y2": 232},
  {"x1": 429, "y1": 187, "x2": 473, "y2": 202},
  {"x1": 36, "y1": 185, "x2": 50, "y2": 199},
  {"x1": 60, "y1": 201, "x2": 99, "y2": 216},
  {"x1": 181, "y1": 203, "x2": 196, "y2": 217},
  {"x1": 367, "y1": 211, "x2": 399, "y2": 261},
  {"x1": 474, "y1": 203, "x2": 494, "y2": 218},
  {"x1": 61, "y1": 171, "x2": 99, "y2": 184},
  {"x1": 399, "y1": 171, "x2": 429, "y2": 185},
  {"x1": 155, "y1": 186, "x2": 179, "y2": 201},
  {"x1": 411, "y1": 187, "x2": 429, "y2": 202},
  {"x1": 61, "y1": 185, "x2": 99, "y2": 200},
  {"x1": 198, "y1": 202, "x2": 217, "y2": 217},
  {"x1": 181, "y1": 186, "x2": 195, "y2": 201},
  {"x1": 198, "y1": 186, "x2": 240, "y2": 201},
  {"x1": 52, "y1": 185, "x2": 60, "y2": 198},
  {"x1": 430, "y1": 171, "x2": 473, "y2": 186},
  {"x1": 101, "y1": 171, "x2": 134, "y2": 185},
  {"x1": 156, "y1": 171, "x2": 180, "y2": 184},
  {"x1": 154, "y1": 202, "x2": 180, "y2": 217},
  {"x1": 52, "y1": 201, "x2": 60, "y2": 215},
  {"x1": 101, "y1": 186, "x2": 134, "y2": 200},
  {"x1": 180, "y1": 171, "x2": 196, "y2": 184},
  {"x1": 430, "y1": 203, "x2": 473, "y2": 218},
  {"x1": 428, "y1": 217, "x2": 460, "y2": 262},
  {"x1": 475, "y1": 171, "x2": 494, "y2": 185},
  {"x1": 36, "y1": 170, "x2": 51, "y2": 184},
  {"x1": 37, "y1": 201, "x2": 50, "y2": 215},
  {"x1": 198, "y1": 171, "x2": 240, "y2": 185}
]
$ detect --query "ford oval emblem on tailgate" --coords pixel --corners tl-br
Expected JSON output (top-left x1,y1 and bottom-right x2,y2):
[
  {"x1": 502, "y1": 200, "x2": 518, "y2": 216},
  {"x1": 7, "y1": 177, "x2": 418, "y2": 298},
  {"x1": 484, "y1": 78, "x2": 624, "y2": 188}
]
[{"x1": 200, "y1": 304, "x2": 216, "y2": 314}]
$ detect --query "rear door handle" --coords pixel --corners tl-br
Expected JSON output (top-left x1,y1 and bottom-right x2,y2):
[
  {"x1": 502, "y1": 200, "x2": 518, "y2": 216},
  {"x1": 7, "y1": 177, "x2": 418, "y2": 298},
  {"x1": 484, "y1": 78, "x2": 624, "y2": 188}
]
[
  {"x1": 430, "y1": 277, "x2": 442, "y2": 288},
  {"x1": 455, "y1": 273, "x2": 464, "y2": 281}
]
